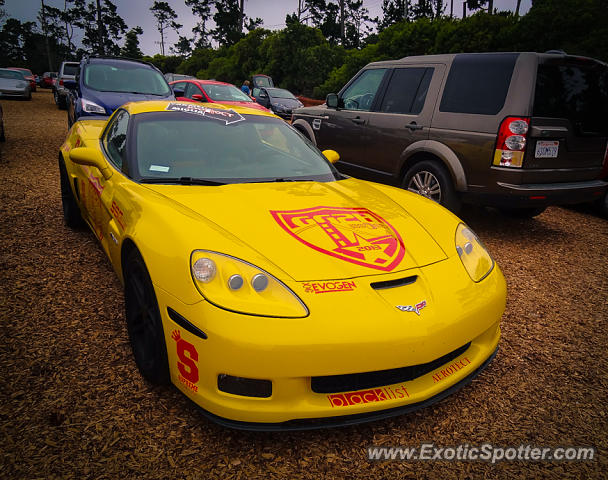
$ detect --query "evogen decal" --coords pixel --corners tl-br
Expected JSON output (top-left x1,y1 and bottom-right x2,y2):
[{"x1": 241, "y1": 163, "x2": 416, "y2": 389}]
[
  {"x1": 165, "y1": 102, "x2": 245, "y2": 125},
  {"x1": 271, "y1": 206, "x2": 405, "y2": 272}
]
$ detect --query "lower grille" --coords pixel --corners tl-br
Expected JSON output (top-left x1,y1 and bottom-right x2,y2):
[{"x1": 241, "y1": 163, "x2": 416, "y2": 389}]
[{"x1": 311, "y1": 343, "x2": 471, "y2": 394}]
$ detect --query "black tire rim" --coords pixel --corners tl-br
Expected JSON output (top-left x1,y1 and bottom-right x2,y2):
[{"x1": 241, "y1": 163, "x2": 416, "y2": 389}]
[
  {"x1": 125, "y1": 263, "x2": 161, "y2": 374},
  {"x1": 407, "y1": 170, "x2": 442, "y2": 202}
]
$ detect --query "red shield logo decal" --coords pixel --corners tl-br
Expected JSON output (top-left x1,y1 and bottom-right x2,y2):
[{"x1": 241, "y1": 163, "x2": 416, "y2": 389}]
[{"x1": 271, "y1": 206, "x2": 405, "y2": 271}]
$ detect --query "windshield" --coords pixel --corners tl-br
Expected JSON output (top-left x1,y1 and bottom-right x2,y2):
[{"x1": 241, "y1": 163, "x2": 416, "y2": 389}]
[
  {"x1": 0, "y1": 69, "x2": 25, "y2": 80},
  {"x1": 133, "y1": 108, "x2": 339, "y2": 184},
  {"x1": 84, "y1": 62, "x2": 171, "y2": 95},
  {"x1": 266, "y1": 88, "x2": 296, "y2": 100},
  {"x1": 201, "y1": 83, "x2": 253, "y2": 102}
]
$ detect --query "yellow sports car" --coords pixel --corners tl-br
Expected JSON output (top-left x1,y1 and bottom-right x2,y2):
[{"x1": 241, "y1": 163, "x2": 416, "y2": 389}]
[{"x1": 59, "y1": 101, "x2": 506, "y2": 430}]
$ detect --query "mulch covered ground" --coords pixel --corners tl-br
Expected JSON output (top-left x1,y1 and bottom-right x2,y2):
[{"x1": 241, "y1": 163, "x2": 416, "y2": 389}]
[{"x1": 0, "y1": 91, "x2": 606, "y2": 479}]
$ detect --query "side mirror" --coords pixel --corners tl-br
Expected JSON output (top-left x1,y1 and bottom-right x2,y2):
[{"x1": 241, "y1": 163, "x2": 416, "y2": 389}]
[
  {"x1": 326, "y1": 93, "x2": 338, "y2": 108},
  {"x1": 322, "y1": 149, "x2": 340, "y2": 164},
  {"x1": 69, "y1": 147, "x2": 113, "y2": 180},
  {"x1": 63, "y1": 79, "x2": 77, "y2": 90},
  {"x1": 191, "y1": 94, "x2": 204, "y2": 101}
]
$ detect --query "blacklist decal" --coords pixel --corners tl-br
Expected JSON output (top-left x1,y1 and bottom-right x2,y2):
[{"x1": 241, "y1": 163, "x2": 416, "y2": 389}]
[
  {"x1": 396, "y1": 300, "x2": 427, "y2": 315},
  {"x1": 172, "y1": 330, "x2": 199, "y2": 393},
  {"x1": 328, "y1": 385, "x2": 409, "y2": 408},
  {"x1": 432, "y1": 357, "x2": 471, "y2": 383},
  {"x1": 303, "y1": 281, "x2": 357, "y2": 294},
  {"x1": 271, "y1": 206, "x2": 405, "y2": 272},
  {"x1": 165, "y1": 102, "x2": 245, "y2": 125}
]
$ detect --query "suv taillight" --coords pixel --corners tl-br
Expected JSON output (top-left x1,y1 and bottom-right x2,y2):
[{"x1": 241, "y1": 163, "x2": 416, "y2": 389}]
[
  {"x1": 59, "y1": 79, "x2": 64, "y2": 86},
  {"x1": 493, "y1": 116, "x2": 530, "y2": 168}
]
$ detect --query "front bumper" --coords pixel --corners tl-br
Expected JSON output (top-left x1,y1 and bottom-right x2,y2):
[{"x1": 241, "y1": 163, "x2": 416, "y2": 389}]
[{"x1": 155, "y1": 256, "x2": 506, "y2": 428}]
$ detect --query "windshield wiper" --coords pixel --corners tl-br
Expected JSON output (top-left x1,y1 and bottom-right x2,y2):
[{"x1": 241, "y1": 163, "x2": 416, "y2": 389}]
[{"x1": 140, "y1": 177, "x2": 226, "y2": 186}]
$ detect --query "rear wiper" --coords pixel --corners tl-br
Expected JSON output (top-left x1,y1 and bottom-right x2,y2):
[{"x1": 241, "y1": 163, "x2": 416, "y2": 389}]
[{"x1": 140, "y1": 177, "x2": 226, "y2": 186}]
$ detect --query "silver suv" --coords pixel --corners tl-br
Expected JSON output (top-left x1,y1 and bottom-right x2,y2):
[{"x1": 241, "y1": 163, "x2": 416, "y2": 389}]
[
  {"x1": 53, "y1": 61, "x2": 79, "y2": 110},
  {"x1": 292, "y1": 52, "x2": 608, "y2": 216}
]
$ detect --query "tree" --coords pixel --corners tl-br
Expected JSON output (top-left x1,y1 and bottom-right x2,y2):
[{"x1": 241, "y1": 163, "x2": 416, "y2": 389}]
[
  {"x1": 120, "y1": 26, "x2": 143, "y2": 58},
  {"x1": 185, "y1": 0, "x2": 214, "y2": 49},
  {"x1": 150, "y1": 1, "x2": 182, "y2": 56},
  {"x1": 295, "y1": 0, "x2": 327, "y2": 26},
  {"x1": 379, "y1": 0, "x2": 410, "y2": 30},
  {"x1": 73, "y1": 0, "x2": 127, "y2": 55},
  {"x1": 212, "y1": 0, "x2": 262, "y2": 47},
  {"x1": 171, "y1": 36, "x2": 193, "y2": 56}
]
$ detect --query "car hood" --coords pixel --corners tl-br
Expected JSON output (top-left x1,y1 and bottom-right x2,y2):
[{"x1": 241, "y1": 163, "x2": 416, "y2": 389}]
[
  {"x1": 145, "y1": 179, "x2": 448, "y2": 281},
  {"x1": 271, "y1": 97, "x2": 301, "y2": 109},
  {"x1": 0, "y1": 78, "x2": 28, "y2": 89},
  {"x1": 85, "y1": 90, "x2": 174, "y2": 115}
]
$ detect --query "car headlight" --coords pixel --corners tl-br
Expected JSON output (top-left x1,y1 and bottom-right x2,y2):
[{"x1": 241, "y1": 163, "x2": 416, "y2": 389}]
[
  {"x1": 455, "y1": 223, "x2": 494, "y2": 282},
  {"x1": 81, "y1": 98, "x2": 106, "y2": 114},
  {"x1": 190, "y1": 250, "x2": 308, "y2": 317}
]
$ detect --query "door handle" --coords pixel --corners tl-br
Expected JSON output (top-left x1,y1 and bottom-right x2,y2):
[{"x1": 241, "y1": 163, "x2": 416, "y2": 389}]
[
  {"x1": 351, "y1": 117, "x2": 365, "y2": 125},
  {"x1": 406, "y1": 122, "x2": 423, "y2": 131}
]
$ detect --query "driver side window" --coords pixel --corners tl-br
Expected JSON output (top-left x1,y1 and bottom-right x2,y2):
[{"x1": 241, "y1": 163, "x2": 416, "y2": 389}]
[
  {"x1": 103, "y1": 110, "x2": 129, "y2": 170},
  {"x1": 341, "y1": 68, "x2": 387, "y2": 111},
  {"x1": 184, "y1": 82, "x2": 200, "y2": 99}
]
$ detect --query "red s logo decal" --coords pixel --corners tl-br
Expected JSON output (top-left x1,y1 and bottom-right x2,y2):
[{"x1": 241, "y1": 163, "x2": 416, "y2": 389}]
[{"x1": 172, "y1": 330, "x2": 199, "y2": 384}]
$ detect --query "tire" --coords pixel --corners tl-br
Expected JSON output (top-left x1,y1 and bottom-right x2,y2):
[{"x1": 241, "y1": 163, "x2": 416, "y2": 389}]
[
  {"x1": 124, "y1": 248, "x2": 170, "y2": 385},
  {"x1": 403, "y1": 160, "x2": 460, "y2": 213},
  {"x1": 498, "y1": 206, "x2": 546, "y2": 218},
  {"x1": 59, "y1": 158, "x2": 85, "y2": 228},
  {"x1": 594, "y1": 191, "x2": 608, "y2": 218},
  {"x1": 55, "y1": 90, "x2": 66, "y2": 110}
]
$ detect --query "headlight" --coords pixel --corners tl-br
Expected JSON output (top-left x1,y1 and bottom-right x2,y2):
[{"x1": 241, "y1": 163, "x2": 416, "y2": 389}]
[
  {"x1": 190, "y1": 250, "x2": 308, "y2": 317},
  {"x1": 81, "y1": 98, "x2": 106, "y2": 114},
  {"x1": 455, "y1": 223, "x2": 494, "y2": 282}
]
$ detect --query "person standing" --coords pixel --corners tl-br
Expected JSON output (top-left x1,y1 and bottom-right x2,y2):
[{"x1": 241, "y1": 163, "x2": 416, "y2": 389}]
[{"x1": 241, "y1": 80, "x2": 251, "y2": 96}]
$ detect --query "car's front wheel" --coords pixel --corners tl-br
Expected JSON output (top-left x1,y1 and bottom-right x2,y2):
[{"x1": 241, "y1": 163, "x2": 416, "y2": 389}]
[
  {"x1": 403, "y1": 160, "x2": 460, "y2": 212},
  {"x1": 124, "y1": 249, "x2": 170, "y2": 385}
]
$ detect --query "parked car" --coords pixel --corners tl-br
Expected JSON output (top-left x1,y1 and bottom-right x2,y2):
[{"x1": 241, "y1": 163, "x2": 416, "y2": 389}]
[
  {"x1": 54, "y1": 61, "x2": 79, "y2": 110},
  {"x1": 252, "y1": 87, "x2": 303, "y2": 120},
  {"x1": 59, "y1": 100, "x2": 506, "y2": 429},
  {"x1": 251, "y1": 73, "x2": 274, "y2": 90},
  {"x1": 6, "y1": 67, "x2": 36, "y2": 92},
  {"x1": 41, "y1": 71, "x2": 57, "y2": 88},
  {"x1": 0, "y1": 68, "x2": 32, "y2": 100},
  {"x1": 170, "y1": 79, "x2": 270, "y2": 113},
  {"x1": 65, "y1": 56, "x2": 174, "y2": 127},
  {"x1": 164, "y1": 73, "x2": 195, "y2": 82},
  {"x1": 292, "y1": 52, "x2": 608, "y2": 217}
]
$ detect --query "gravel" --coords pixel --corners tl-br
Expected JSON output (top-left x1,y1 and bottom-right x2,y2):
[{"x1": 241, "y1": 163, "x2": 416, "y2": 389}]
[{"x1": 1, "y1": 91, "x2": 606, "y2": 479}]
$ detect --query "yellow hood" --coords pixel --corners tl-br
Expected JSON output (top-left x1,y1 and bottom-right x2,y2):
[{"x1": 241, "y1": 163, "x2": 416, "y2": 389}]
[{"x1": 145, "y1": 178, "x2": 448, "y2": 281}]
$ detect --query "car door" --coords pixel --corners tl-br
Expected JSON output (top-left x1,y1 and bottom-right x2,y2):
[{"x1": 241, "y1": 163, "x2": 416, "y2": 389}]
[
  {"x1": 79, "y1": 110, "x2": 130, "y2": 261},
  {"x1": 356, "y1": 65, "x2": 444, "y2": 181},
  {"x1": 317, "y1": 68, "x2": 388, "y2": 170}
]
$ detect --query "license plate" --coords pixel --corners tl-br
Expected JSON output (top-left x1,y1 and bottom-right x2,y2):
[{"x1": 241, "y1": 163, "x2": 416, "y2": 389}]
[{"x1": 535, "y1": 140, "x2": 559, "y2": 158}]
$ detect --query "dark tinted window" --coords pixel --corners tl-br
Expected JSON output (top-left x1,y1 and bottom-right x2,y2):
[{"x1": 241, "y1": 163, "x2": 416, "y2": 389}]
[
  {"x1": 62, "y1": 64, "x2": 79, "y2": 76},
  {"x1": 534, "y1": 60, "x2": 608, "y2": 136},
  {"x1": 103, "y1": 110, "x2": 129, "y2": 169},
  {"x1": 380, "y1": 68, "x2": 433, "y2": 115},
  {"x1": 440, "y1": 53, "x2": 518, "y2": 115}
]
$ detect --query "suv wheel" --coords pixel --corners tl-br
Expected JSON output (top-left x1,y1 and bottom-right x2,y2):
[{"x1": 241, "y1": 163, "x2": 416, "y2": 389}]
[
  {"x1": 54, "y1": 90, "x2": 66, "y2": 110},
  {"x1": 403, "y1": 160, "x2": 460, "y2": 212}
]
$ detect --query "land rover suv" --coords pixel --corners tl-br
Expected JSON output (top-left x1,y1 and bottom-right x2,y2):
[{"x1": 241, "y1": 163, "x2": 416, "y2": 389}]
[{"x1": 291, "y1": 52, "x2": 608, "y2": 216}]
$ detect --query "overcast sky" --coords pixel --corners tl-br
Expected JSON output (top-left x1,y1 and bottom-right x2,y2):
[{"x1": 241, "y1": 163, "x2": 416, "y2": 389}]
[{"x1": 4, "y1": 0, "x2": 531, "y2": 56}]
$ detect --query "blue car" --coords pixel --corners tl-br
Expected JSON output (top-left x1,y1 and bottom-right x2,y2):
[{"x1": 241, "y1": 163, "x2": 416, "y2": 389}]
[{"x1": 65, "y1": 57, "x2": 174, "y2": 127}]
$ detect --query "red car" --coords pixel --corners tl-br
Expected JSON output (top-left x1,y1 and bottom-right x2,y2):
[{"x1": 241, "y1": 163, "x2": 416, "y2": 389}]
[
  {"x1": 41, "y1": 71, "x2": 57, "y2": 88},
  {"x1": 6, "y1": 67, "x2": 36, "y2": 92},
  {"x1": 169, "y1": 79, "x2": 270, "y2": 113}
]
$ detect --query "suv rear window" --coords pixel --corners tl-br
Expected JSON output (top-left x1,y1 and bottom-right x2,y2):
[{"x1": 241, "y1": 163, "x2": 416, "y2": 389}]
[
  {"x1": 533, "y1": 60, "x2": 608, "y2": 136},
  {"x1": 439, "y1": 53, "x2": 518, "y2": 115},
  {"x1": 62, "y1": 64, "x2": 79, "y2": 76}
]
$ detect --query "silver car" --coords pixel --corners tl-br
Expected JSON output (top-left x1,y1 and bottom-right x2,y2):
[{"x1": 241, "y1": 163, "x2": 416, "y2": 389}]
[{"x1": 0, "y1": 68, "x2": 31, "y2": 100}]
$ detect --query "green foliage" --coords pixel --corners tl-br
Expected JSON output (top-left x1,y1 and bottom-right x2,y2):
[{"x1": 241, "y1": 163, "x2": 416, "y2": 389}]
[
  {"x1": 142, "y1": 54, "x2": 183, "y2": 73},
  {"x1": 176, "y1": 47, "x2": 215, "y2": 76},
  {"x1": 120, "y1": 27, "x2": 144, "y2": 59}
]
